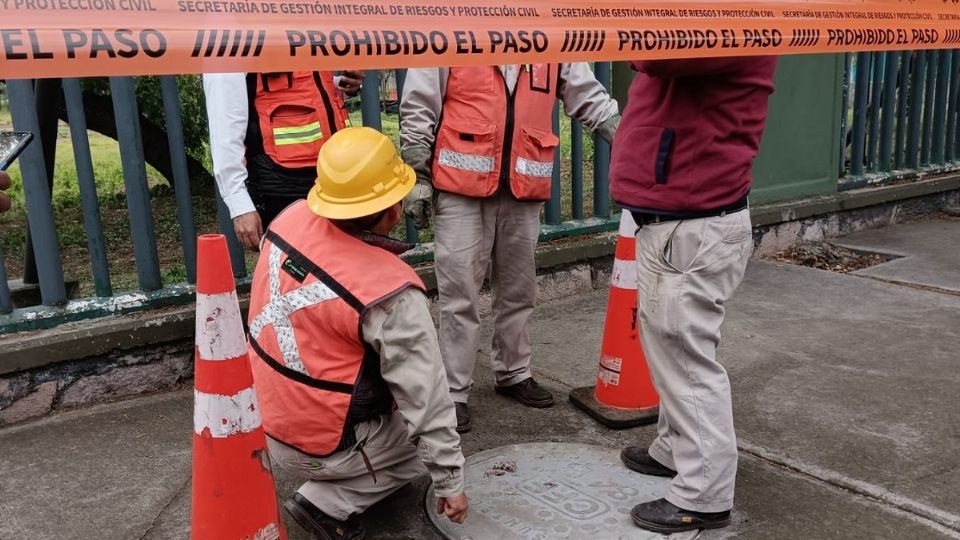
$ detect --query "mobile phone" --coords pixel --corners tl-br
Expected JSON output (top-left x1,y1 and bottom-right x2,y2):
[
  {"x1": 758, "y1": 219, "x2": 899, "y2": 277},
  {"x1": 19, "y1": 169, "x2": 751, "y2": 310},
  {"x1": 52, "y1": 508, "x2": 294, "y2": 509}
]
[{"x1": 0, "y1": 132, "x2": 34, "y2": 171}]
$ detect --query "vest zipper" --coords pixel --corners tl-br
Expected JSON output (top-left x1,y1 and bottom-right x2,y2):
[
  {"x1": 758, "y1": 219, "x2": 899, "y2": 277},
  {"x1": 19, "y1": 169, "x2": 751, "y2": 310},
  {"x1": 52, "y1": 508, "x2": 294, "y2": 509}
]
[
  {"x1": 498, "y1": 68, "x2": 519, "y2": 190},
  {"x1": 312, "y1": 72, "x2": 340, "y2": 137}
]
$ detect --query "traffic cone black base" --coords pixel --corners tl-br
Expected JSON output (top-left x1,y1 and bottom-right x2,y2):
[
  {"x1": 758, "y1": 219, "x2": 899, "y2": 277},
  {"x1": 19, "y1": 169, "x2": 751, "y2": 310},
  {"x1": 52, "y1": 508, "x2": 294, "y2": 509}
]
[{"x1": 569, "y1": 386, "x2": 659, "y2": 429}]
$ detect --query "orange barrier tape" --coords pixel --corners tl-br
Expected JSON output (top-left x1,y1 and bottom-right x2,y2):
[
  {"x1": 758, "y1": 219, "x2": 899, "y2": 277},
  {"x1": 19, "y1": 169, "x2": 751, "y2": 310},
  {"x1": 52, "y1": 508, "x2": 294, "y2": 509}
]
[{"x1": 2, "y1": 0, "x2": 960, "y2": 78}]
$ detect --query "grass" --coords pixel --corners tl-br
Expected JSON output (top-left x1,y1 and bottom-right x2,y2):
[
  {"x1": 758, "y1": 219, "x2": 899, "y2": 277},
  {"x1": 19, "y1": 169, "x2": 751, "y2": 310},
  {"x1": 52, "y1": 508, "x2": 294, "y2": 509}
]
[{"x1": 1, "y1": 105, "x2": 600, "y2": 302}]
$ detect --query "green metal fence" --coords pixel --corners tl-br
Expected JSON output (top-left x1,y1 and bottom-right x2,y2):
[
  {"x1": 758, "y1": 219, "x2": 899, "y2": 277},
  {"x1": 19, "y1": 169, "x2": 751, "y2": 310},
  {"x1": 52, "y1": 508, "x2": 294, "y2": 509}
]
[
  {"x1": 0, "y1": 66, "x2": 615, "y2": 334},
  {"x1": 842, "y1": 50, "x2": 960, "y2": 187}
]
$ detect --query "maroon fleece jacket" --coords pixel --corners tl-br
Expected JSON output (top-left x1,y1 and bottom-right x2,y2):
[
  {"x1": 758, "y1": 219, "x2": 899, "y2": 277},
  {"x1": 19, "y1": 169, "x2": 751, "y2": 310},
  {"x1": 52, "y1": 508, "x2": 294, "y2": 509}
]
[{"x1": 610, "y1": 56, "x2": 778, "y2": 214}]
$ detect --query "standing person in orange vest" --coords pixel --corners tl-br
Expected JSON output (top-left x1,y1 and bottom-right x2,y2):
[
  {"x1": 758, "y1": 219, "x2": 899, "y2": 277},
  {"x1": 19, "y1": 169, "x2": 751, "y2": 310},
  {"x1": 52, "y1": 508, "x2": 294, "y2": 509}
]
[
  {"x1": 204, "y1": 70, "x2": 363, "y2": 249},
  {"x1": 247, "y1": 127, "x2": 468, "y2": 540},
  {"x1": 400, "y1": 65, "x2": 620, "y2": 432}
]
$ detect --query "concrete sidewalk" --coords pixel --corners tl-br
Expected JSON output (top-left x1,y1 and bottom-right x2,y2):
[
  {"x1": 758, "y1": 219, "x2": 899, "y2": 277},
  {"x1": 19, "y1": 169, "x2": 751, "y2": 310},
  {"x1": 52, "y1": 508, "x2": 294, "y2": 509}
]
[{"x1": 2, "y1": 219, "x2": 959, "y2": 540}]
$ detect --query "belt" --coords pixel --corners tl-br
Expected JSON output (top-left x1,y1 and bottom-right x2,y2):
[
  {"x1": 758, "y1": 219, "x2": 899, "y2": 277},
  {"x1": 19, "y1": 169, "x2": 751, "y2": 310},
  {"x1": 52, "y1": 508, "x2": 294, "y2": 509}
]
[{"x1": 631, "y1": 197, "x2": 749, "y2": 227}]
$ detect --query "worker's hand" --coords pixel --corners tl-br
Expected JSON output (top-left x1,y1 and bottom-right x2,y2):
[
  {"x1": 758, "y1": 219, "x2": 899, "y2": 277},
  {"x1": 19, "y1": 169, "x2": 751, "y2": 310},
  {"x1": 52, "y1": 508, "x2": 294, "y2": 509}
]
[
  {"x1": 436, "y1": 494, "x2": 469, "y2": 524},
  {"x1": 403, "y1": 182, "x2": 433, "y2": 230},
  {"x1": 338, "y1": 71, "x2": 365, "y2": 97},
  {"x1": 233, "y1": 211, "x2": 263, "y2": 250},
  {"x1": 0, "y1": 171, "x2": 11, "y2": 213},
  {"x1": 596, "y1": 114, "x2": 621, "y2": 146}
]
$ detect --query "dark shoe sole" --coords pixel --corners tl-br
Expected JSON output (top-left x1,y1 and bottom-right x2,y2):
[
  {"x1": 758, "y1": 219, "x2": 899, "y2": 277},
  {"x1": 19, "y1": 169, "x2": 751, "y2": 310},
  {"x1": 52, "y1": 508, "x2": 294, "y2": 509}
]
[
  {"x1": 631, "y1": 510, "x2": 731, "y2": 534},
  {"x1": 456, "y1": 421, "x2": 472, "y2": 434},
  {"x1": 494, "y1": 386, "x2": 555, "y2": 408},
  {"x1": 283, "y1": 499, "x2": 365, "y2": 540},
  {"x1": 619, "y1": 449, "x2": 676, "y2": 477}
]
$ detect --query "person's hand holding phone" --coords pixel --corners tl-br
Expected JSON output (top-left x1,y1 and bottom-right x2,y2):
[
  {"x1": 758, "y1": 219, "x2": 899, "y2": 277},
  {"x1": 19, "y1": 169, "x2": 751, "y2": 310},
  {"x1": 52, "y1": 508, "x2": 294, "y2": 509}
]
[
  {"x1": 338, "y1": 70, "x2": 365, "y2": 97},
  {"x1": 0, "y1": 171, "x2": 10, "y2": 213}
]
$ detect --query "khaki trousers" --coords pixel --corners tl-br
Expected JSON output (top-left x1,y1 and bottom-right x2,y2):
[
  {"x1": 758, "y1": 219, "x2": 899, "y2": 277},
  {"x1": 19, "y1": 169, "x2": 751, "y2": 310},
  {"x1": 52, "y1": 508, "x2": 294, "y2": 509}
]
[
  {"x1": 634, "y1": 208, "x2": 752, "y2": 513},
  {"x1": 267, "y1": 413, "x2": 425, "y2": 521},
  {"x1": 434, "y1": 190, "x2": 543, "y2": 403}
]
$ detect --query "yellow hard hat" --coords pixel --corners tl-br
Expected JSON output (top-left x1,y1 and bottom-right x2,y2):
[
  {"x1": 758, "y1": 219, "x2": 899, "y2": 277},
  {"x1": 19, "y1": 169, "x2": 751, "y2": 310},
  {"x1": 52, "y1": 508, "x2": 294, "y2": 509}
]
[{"x1": 307, "y1": 127, "x2": 415, "y2": 220}]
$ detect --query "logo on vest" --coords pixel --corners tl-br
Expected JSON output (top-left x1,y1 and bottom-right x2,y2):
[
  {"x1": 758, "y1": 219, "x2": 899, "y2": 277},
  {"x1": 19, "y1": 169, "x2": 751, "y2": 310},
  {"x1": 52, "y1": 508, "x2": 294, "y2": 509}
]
[{"x1": 282, "y1": 257, "x2": 308, "y2": 282}]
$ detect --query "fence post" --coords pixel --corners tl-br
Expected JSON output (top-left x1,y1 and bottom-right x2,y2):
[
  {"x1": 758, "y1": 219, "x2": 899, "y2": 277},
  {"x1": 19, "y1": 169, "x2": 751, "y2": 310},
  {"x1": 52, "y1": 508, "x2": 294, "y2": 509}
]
[
  {"x1": 593, "y1": 62, "x2": 612, "y2": 218},
  {"x1": 878, "y1": 52, "x2": 899, "y2": 172},
  {"x1": 920, "y1": 50, "x2": 939, "y2": 165},
  {"x1": 931, "y1": 51, "x2": 951, "y2": 165},
  {"x1": 850, "y1": 52, "x2": 871, "y2": 177},
  {"x1": 360, "y1": 70, "x2": 382, "y2": 129},
  {"x1": 215, "y1": 190, "x2": 248, "y2": 279},
  {"x1": 907, "y1": 51, "x2": 926, "y2": 169},
  {"x1": 22, "y1": 78, "x2": 62, "y2": 286},
  {"x1": 6, "y1": 80, "x2": 67, "y2": 306},
  {"x1": 63, "y1": 78, "x2": 112, "y2": 297},
  {"x1": 0, "y1": 245, "x2": 12, "y2": 314},
  {"x1": 110, "y1": 76, "x2": 162, "y2": 292},
  {"x1": 570, "y1": 120, "x2": 584, "y2": 220},
  {"x1": 160, "y1": 76, "x2": 199, "y2": 283},
  {"x1": 395, "y1": 68, "x2": 419, "y2": 243},
  {"x1": 545, "y1": 103, "x2": 562, "y2": 225},
  {"x1": 947, "y1": 52, "x2": 960, "y2": 162},
  {"x1": 895, "y1": 52, "x2": 912, "y2": 169}
]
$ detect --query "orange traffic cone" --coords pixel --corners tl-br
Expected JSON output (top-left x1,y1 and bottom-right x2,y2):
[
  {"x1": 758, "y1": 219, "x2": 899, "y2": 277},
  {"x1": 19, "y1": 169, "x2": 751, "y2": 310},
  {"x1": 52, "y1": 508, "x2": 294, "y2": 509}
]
[
  {"x1": 191, "y1": 234, "x2": 286, "y2": 540},
  {"x1": 570, "y1": 212, "x2": 659, "y2": 428}
]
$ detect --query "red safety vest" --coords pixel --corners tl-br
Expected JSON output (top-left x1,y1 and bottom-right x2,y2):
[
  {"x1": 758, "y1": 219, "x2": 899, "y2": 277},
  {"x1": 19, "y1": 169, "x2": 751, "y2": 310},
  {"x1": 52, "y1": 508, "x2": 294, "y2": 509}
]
[
  {"x1": 248, "y1": 71, "x2": 350, "y2": 170},
  {"x1": 246, "y1": 201, "x2": 424, "y2": 456},
  {"x1": 432, "y1": 65, "x2": 560, "y2": 201}
]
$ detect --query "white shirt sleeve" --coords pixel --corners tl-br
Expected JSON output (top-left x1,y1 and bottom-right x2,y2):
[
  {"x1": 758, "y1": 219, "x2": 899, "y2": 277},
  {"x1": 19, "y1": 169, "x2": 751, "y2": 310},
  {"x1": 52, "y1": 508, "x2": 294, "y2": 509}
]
[{"x1": 203, "y1": 73, "x2": 256, "y2": 218}]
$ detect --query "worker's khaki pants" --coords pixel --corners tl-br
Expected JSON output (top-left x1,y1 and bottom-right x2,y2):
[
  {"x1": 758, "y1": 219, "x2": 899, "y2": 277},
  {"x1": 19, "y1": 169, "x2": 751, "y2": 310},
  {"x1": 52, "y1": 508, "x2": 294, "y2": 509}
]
[
  {"x1": 434, "y1": 190, "x2": 542, "y2": 403},
  {"x1": 267, "y1": 413, "x2": 425, "y2": 521},
  {"x1": 634, "y1": 209, "x2": 752, "y2": 513}
]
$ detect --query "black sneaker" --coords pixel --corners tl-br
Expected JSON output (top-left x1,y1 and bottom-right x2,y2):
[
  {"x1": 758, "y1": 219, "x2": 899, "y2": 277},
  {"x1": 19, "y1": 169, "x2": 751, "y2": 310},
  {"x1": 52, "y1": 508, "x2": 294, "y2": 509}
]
[
  {"x1": 494, "y1": 377, "x2": 555, "y2": 408},
  {"x1": 455, "y1": 402, "x2": 472, "y2": 433},
  {"x1": 283, "y1": 493, "x2": 365, "y2": 540},
  {"x1": 631, "y1": 498, "x2": 731, "y2": 534},
  {"x1": 620, "y1": 446, "x2": 676, "y2": 477}
]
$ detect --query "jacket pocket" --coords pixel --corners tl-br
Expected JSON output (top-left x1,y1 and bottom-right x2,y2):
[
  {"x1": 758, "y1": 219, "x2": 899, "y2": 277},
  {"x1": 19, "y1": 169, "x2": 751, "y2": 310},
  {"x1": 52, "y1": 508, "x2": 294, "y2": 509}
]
[
  {"x1": 655, "y1": 128, "x2": 675, "y2": 185},
  {"x1": 611, "y1": 125, "x2": 673, "y2": 190},
  {"x1": 264, "y1": 102, "x2": 325, "y2": 168},
  {"x1": 512, "y1": 127, "x2": 559, "y2": 201},
  {"x1": 433, "y1": 119, "x2": 498, "y2": 197}
]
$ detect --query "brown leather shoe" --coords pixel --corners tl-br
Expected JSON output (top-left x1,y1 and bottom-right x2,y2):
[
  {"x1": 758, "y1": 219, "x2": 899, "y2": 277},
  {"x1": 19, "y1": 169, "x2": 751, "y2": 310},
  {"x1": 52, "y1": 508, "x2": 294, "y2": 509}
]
[{"x1": 494, "y1": 377, "x2": 555, "y2": 408}]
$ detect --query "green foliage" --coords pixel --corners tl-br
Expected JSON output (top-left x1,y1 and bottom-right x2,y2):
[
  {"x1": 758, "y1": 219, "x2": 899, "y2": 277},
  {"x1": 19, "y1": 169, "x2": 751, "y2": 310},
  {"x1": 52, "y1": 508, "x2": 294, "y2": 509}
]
[{"x1": 80, "y1": 76, "x2": 210, "y2": 167}]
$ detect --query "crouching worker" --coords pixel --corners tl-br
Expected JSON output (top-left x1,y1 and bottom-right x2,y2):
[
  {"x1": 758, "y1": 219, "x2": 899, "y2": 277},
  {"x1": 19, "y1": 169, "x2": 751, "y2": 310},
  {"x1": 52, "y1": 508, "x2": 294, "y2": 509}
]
[{"x1": 247, "y1": 127, "x2": 468, "y2": 540}]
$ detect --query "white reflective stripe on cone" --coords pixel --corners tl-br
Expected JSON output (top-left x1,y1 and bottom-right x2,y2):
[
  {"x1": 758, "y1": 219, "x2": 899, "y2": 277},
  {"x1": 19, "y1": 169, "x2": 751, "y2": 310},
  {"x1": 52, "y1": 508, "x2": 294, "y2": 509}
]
[
  {"x1": 618, "y1": 211, "x2": 638, "y2": 238},
  {"x1": 195, "y1": 290, "x2": 248, "y2": 361},
  {"x1": 194, "y1": 387, "x2": 263, "y2": 438},
  {"x1": 437, "y1": 149, "x2": 495, "y2": 173},
  {"x1": 515, "y1": 156, "x2": 554, "y2": 178},
  {"x1": 610, "y1": 257, "x2": 638, "y2": 290}
]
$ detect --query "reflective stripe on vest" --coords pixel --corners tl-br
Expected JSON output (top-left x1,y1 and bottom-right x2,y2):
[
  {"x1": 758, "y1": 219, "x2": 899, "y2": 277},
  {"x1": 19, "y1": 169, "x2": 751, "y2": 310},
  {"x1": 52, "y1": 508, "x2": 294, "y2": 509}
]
[
  {"x1": 515, "y1": 156, "x2": 553, "y2": 178},
  {"x1": 273, "y1": 121, "x2": 324, "y2": 146},
  {"x1": 437, "y1": 149, "x2": 496, "y2": 174},
  {"x1": 248, "y1": 242, "x2": 339, "y2": 375},
  {"x1": 431, "y1": 65, "x2": 560, "y2": 201}
]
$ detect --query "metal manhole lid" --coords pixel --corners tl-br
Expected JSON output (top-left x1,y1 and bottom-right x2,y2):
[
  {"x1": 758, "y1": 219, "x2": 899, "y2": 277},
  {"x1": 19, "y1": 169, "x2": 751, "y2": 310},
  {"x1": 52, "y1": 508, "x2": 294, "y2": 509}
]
[{"x1": 425, "y1": 442, "x2": 699, "y2": 540}]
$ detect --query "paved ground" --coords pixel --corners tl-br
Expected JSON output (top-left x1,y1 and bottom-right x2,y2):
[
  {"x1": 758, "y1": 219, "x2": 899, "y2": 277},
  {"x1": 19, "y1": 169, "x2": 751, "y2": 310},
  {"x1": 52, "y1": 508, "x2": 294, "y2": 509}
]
[{"x1": 2, "y1": 218, "x2": 959, "y2": 540}]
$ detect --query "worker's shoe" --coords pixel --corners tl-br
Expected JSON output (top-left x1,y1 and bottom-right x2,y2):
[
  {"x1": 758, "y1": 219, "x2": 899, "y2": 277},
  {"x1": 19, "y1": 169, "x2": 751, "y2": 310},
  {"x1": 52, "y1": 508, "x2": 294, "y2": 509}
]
[
  {"x1": 455, "y1": 402, "x2": 472, "y2": 434},
  {"x1": 630, "y1": 498, "x2": 731, "y2": 534},
  {"x1": 620, "y1": 446, "x2": 676, "y2": 477},
  {"x1": 495, "y1": 377, "x2": 554, "y2": 408},
  {"x1": 284, "y1": 493, "x2": 365, "y2": 540}
]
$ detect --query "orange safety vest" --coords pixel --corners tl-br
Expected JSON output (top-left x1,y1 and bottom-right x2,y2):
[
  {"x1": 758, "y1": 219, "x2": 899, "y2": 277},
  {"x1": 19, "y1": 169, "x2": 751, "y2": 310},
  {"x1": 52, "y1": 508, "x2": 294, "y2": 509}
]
[
  {"x1": 246, "y1": 201, "x2": 424, "y2": 457},
  {"x1": 432, "y1": 64, "x2": 561, "y2": 201},
  {"x1": 247, "y1": 71, "x2": 350, "y2": 170}
]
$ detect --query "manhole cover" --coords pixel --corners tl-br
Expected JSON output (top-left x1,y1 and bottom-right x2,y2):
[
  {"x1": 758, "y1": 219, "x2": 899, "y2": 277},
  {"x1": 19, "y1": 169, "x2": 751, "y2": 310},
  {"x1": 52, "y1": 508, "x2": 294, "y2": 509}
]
[{"x1": 425, "y1": 442, "x2": 698, "y2": 540}]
